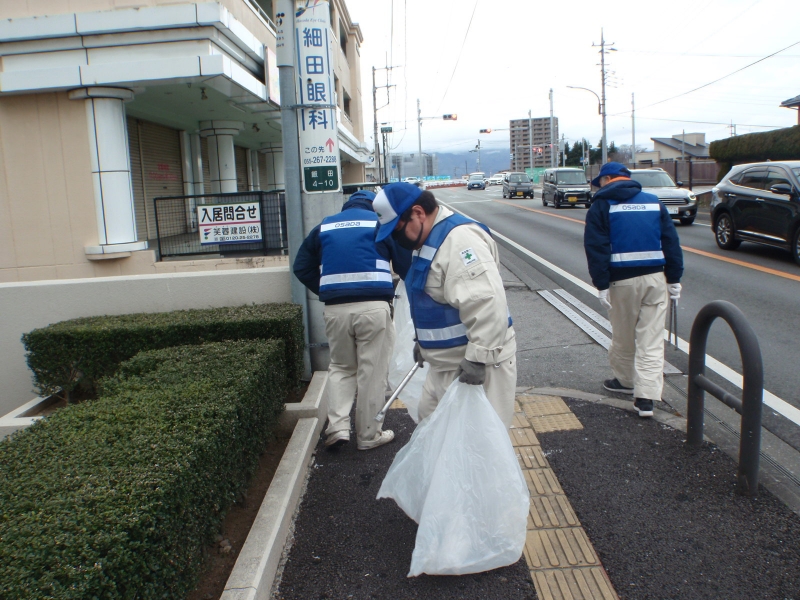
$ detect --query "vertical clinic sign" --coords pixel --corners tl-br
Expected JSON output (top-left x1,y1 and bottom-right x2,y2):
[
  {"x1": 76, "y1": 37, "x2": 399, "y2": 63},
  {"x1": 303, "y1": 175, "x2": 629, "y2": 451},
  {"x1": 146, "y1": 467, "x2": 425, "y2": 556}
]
[{"x1": 295, "y1": 0, "x2": 341, "y2": 193}]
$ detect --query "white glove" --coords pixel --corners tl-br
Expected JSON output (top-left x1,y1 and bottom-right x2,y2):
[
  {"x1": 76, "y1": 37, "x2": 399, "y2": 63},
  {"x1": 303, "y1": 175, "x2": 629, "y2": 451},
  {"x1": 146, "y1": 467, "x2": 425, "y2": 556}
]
[
  {"x1": 668, "y1": 283, "x2": 682, "y2": 300},
  {"x1": 598, "y1": 289, "x2": 612, "y2": 310}
]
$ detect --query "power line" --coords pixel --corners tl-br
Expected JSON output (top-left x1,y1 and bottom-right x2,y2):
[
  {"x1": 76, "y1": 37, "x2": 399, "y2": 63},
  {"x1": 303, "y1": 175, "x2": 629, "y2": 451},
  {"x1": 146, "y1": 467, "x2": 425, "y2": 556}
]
[
  {"x1": 612, "y1": 39, "x2": 800, "y2": 115},
  {"x1": 630, "y1": 116, "x2": 783, "y2": 128},
  {"x1": 435, "y1": 0, "x2": 479, "y2": 113}
]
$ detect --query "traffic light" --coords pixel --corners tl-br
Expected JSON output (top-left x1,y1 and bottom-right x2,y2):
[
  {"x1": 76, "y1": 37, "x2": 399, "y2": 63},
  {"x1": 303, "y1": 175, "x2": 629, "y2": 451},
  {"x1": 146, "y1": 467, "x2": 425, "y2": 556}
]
[
  {"x1": 442, "y1": 114, "x2": 458, "y2": 120},
  {"x1": 479, "y1": 129, "x2": 492, "y2": 134}
]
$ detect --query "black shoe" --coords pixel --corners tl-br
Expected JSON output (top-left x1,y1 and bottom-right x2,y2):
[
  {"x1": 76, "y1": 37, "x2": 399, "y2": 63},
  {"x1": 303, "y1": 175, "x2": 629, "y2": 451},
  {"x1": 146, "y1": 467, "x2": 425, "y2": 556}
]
[
  {"x1": 603, "y1": 378, "x2": 634, "y2": 395},
  {"x1": 633, "y1": 398, "x2": 654, "y2": 418}
]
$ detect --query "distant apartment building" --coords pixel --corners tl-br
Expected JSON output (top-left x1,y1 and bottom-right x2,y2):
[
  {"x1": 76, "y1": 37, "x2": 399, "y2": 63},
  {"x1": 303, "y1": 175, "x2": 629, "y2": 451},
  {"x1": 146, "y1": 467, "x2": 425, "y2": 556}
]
[
  {"x1": 389, "y1": 152, "x2": 438, "y2": 180},
  {"x1": 509, "y1": 116, "x2": 558, "y2": 171}
]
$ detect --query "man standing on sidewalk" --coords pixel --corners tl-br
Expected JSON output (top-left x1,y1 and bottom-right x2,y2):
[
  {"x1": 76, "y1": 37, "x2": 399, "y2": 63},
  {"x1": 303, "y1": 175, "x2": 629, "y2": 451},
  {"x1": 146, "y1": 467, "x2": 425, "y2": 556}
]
[
  {"x1": 373, "y1": 183, "x2": 517, "y2": 427},
  {"x1": 293, "y1": 190, "x2": 397, "y2": 451},
  {"x1": 584, "y1": 162, "x2": 684, "y2": 417}
]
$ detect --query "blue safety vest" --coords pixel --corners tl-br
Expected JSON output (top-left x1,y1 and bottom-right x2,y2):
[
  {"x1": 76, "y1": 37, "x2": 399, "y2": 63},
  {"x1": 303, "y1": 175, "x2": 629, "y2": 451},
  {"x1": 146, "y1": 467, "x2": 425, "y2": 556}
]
[
  {"x1": 608, "y1": 191, "x2": 667, "y2": 269},
  {"x1": 318, "y1": 208, "x2": 393, "y2": 302},
  {"x1": 407, "y1": 214, "x2": 511, "y2": 349}
]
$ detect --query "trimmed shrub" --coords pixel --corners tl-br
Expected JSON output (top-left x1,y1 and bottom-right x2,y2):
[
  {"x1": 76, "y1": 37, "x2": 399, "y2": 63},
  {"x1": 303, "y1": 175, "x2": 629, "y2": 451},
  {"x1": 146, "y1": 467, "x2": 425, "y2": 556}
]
[
  {"x1": 710, "y1": 126, "x2": 800, "y2": 180},
  {"x1": 0, "y1": 340, "x2": 287, "y2": 599},
  {"x1": 22, "y1": 303, "x2": 303, "y2": 400}
]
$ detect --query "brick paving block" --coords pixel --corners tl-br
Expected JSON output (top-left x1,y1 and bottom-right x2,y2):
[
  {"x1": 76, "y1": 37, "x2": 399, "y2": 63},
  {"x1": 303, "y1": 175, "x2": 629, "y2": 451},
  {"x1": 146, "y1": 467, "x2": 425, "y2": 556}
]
[{"x1": 532, "y1": 567, "x2": 619, "y2": 600}]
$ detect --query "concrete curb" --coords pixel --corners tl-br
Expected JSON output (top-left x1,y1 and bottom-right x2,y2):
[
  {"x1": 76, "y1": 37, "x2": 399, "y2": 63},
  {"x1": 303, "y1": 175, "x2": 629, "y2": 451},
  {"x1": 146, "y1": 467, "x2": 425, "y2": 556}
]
[{"x1": 220, "y1": 372, "x2": 328, "y2": 600}]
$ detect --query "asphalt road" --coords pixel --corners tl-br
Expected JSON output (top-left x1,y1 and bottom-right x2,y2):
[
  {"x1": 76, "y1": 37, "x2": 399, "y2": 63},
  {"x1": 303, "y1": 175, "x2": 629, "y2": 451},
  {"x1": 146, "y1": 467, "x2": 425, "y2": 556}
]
[{"x1": 430, "y1": 184, "x2": 800, "y2": 433}]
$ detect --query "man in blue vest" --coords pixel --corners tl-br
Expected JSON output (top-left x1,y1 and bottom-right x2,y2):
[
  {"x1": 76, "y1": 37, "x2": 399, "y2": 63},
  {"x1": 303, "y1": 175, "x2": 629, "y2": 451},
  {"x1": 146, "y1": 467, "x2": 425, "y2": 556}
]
[
  {"x1": 584, "y1": 162, "x2": 684, "y2": 417},
  {"x1": 373, "y1": 183, "x2": 517, "y2": 427},
  {"x1": 294, "y1": 190, "x2": 402, "y2": 450}
]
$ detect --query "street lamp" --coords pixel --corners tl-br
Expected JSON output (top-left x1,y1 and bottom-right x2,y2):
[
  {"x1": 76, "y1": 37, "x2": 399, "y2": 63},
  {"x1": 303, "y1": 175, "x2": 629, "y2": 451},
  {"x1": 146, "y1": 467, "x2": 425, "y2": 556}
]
[{"x1": 567, "y1": 84, "x2": 607, "y2": 165}]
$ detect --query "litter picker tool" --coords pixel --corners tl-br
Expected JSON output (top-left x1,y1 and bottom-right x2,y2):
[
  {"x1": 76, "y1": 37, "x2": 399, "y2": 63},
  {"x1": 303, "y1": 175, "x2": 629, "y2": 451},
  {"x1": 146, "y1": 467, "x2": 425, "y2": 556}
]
[
  {"x1": 375, "y1": 362, "x2": 421, "y2": 422},
  {"x1": 668, "y1": 297, "x2": 678, "y2": 349}
]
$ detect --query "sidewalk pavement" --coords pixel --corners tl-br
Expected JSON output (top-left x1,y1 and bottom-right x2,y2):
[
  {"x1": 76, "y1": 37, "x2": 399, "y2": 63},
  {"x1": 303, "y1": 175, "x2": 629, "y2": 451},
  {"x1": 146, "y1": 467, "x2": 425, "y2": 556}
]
[{"x1": 271, "y1": 251, "x2": 800, "y2": 600}]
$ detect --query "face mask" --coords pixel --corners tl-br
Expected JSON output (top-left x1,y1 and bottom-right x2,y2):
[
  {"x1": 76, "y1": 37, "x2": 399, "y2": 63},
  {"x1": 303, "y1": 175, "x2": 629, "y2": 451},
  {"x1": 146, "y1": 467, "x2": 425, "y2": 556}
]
[{"x1": 392, "y1": 219, "x2": 423, "y2": 251}]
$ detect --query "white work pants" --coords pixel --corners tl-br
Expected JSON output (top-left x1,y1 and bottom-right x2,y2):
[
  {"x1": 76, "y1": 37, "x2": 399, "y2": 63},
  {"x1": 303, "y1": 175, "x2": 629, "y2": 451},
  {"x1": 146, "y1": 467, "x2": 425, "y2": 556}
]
[
  {"x1": 323, "y1": 301, "x2": 394, "y2": 443},
  {"x1": 608, "y1": 272, "x2": 668, "y2": 401},
  {"x1": 417, "y1": 343, "x2": 517, "y2": 428}
]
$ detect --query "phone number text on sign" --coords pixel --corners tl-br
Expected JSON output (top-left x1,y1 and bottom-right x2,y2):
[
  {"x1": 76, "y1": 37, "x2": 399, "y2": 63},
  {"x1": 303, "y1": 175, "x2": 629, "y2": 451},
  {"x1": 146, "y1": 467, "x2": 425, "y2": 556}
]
[{"x1": 197, "y1": 202, "x2": 263, "y2": 245}]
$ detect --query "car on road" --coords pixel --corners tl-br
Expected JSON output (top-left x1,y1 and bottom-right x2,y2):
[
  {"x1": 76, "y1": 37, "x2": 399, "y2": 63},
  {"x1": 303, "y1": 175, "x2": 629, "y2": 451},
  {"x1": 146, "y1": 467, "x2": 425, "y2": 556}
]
[
  {"x1": 542, "y1": 168, "x2": 592, "y2": 208},
  {"x1": 629, "y1": 168, "x2": 698, "y2": 226},
  {"x1": 402, "y1": 176, "x2": 421, "y2": 184},
  {"x1": 502, "y1": 172, "x2": 533, "y2": 198},
  {"x1": 487, "y1": 173, "x2": 505, "y2": 186},
  {"x1": 467, "y1": 174, "x2": 486, "y2": 190},
  {"x1": 710, "y1": 161, "x2": 800, "y2": 265}
]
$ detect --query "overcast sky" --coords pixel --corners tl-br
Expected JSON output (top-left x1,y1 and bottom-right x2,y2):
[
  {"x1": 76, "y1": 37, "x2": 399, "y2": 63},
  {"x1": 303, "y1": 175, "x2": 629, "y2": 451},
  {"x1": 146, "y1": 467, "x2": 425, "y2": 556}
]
[{"x1": 343, "y1": 0, "x2": 799, "y2": 158}]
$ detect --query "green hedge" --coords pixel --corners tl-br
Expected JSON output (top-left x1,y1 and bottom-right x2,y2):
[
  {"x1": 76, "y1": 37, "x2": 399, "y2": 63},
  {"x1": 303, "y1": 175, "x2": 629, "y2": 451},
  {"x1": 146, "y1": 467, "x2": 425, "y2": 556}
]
[
  {"x1": 22, "y1": 303, "x2": 304, "y2": 400},
  {"x1": 710, "y1": 126, "x2": 800, "y2": 179},
  {"x1": 0, "y1": 340, "x2": 287, "y2": 599}
]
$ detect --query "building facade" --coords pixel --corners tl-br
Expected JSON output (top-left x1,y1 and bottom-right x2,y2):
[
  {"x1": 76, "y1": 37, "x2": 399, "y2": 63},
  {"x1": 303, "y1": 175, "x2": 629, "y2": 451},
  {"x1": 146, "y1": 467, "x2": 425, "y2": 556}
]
[
  {"x1": 509, "y1": 116, "x2": 558, "y2": 171},
  {"x1": 389, "y1": 152, "x2": 438, "y2": 180},
  {"x1": 0, "y1": 0, "x2": 370, "y2": 282}
]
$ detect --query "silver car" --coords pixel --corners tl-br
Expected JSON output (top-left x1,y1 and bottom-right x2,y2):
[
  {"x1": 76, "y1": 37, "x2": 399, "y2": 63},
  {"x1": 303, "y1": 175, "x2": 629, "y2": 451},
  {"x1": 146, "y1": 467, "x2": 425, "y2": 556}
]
[{"x1": 629, "y1": 168, "x2": 697, "y2": 226}]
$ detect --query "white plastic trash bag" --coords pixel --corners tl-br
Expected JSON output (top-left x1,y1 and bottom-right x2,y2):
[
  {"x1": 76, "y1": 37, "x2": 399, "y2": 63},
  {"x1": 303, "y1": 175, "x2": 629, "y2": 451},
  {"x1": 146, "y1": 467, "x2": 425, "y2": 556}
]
[
  {"x1": 377, "y1": 380, "x2": 530, "y2": 577},
  {"x1": 388, "y1": 280, "x2": 429, "y2": 423}
]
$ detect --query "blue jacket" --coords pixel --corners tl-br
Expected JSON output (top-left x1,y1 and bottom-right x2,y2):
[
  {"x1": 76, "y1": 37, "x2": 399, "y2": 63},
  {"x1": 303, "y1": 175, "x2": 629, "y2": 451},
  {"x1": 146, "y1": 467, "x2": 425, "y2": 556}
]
[
  {"x1": 584, "y1": 179, "x2": 683, "y2": 290},
  {"x1": 293, "y1": 193, "x2": 410, "y2": 304}
]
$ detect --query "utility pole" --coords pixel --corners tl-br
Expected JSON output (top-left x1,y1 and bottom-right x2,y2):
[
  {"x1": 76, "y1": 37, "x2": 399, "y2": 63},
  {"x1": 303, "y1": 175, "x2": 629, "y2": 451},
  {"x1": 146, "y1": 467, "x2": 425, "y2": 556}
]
[
  {"x1": 631, "y1": 92, "x2": 636, "y2": 167},
  {"x1": 561, "y1": 134, "x2": 565, "y2": 166},
  {"x1": 372, "y1": 65, "x2": 396, "y2": 183},
  {"x1": 476, "y1": 140, "x2": 481, "y2": 172},
  {"x1": 372, "y1": 67, "x2": 380, "y2": 182},
  {"x1": 593, "y1": 28, "x2": 615, "y2": 165},
  {"x1": 528, "y1": 109, "x2": 533, "y2": 176},
  {"x1": 275, "y1": 0, "x2": 310, "y2": 377},
  {"x1": 417, "y1": 98, "x2": 423, "y2": 179},
  {"x1": 682, "y1": 129, "x2": 685, "y2": 162},
  {"x1": 549, "y1": 89, "x2": 555, "y2": 168}
]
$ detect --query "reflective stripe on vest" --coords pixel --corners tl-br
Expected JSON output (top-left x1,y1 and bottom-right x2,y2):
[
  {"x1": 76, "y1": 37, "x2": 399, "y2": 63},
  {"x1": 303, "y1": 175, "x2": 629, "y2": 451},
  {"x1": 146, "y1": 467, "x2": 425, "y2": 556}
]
[
  {"x1": 608, "y1": 192, "x2": 666, "y2": 269},
  {"x1": 318, "y1": 209, "x2": 393, "y2": 301}
]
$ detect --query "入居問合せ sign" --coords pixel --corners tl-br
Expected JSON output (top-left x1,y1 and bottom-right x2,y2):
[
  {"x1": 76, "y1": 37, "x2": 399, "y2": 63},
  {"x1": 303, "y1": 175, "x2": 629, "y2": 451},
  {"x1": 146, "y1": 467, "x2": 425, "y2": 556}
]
[{"x1": 197, "y1": 203, "x2": 262, "y2": 245}]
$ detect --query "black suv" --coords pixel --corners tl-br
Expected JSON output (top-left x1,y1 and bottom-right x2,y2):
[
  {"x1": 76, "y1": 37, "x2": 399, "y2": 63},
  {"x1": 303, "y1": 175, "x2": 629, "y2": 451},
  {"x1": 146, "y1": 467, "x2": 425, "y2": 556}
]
[
  {"x1": 502, "y1": 172, "x2": 533, "y2": 198},
  {"x1": 710, "y1": 161, "x2": 800, "y2": 265},
  {"x1": 541, "y1": 168, "x2": 592, "y2": 208}
]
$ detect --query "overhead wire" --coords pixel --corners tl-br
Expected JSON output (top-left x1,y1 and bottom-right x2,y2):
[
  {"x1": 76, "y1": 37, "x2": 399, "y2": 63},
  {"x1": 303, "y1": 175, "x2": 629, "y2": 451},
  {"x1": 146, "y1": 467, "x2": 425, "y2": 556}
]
[
  {"x1": 435, "y1": 0, "x2": 480, "y2": 113},
  {"x1": 610, "y1": 38, "x2": 800, "y2": 116}
]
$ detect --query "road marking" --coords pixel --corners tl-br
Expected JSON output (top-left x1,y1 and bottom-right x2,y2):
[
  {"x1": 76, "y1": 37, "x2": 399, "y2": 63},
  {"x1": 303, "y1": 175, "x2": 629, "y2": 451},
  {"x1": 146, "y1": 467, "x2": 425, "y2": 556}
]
[
  {"x1": 441, "y1": 198, "x2": 800, "y2": 428},
  {"x1": 496, "y1": 199, "x2": 586, "y2": 225},
  {"x1": 682, "y1": 245, "x2": 800, "y2": 282},
  {"x1": 498, "y1": 200, "x2": 799, "y2": 283},
  {"x1": 446, "y1": 199, "x2": 495, "y2": 204}
]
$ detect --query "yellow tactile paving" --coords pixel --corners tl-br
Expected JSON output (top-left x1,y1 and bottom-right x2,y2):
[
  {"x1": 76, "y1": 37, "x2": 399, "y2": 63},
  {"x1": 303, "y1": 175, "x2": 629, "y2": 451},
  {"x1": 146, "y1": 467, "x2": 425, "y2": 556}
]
[
  {"x1": 532, "y1": 567, "x2": 618, "y2": 600},
  {"x1": 389, "y1": 399, "x2": 407, "y2": 409},
  {"x1": 513, "y1": 394, "x2": 620, "y2": 600},
  {"x1": 516, "y1": 445, "x2": 549, "y2": 470},
  {"x1": 523, "y1": 397, "x2": 572, "y2": 417},
  {"x1": 530, "y1": 413, "x2": 585, "y2": 434}
]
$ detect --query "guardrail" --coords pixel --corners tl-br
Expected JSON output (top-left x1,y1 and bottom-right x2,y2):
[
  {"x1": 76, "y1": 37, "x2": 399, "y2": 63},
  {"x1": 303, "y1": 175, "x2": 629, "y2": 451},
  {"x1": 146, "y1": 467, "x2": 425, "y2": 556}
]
[{"x1": 686, "y1": 300, "x2": 764, "y2": 496}]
